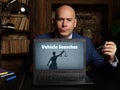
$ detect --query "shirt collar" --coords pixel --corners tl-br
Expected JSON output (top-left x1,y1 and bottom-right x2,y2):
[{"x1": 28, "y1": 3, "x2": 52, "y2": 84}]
[
  {"x1": 55, "y1": 33, "x2": 72, "y2": 39},
  {"x1": 68, "y1": 34, "x2": 72, "y2": 39}
]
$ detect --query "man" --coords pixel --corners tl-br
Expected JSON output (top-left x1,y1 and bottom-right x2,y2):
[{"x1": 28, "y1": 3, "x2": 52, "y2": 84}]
[{"x1": 29, "y1": 5, "x2": 118, "y2": 73}]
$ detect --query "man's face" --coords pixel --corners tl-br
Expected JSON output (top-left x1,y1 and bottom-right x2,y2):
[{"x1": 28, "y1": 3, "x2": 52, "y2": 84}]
[{"x1": 55, "y1": 6, "x2": 77, "y2": 38}]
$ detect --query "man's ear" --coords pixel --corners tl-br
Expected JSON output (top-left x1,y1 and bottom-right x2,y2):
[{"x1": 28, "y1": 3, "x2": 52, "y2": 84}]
[{"x1": 74, "y1": 18, "x2": 77, "y2": 28}]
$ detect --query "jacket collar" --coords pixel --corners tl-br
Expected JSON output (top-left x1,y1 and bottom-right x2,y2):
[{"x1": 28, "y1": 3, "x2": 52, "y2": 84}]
[{"x1": 51, "y1": 31, "x2": 82, "y2": 39}]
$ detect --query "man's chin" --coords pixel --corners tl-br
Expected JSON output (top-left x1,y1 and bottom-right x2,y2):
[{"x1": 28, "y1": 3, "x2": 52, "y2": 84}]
[{"x1": 59, "y1": 34, "x2": 70, "y2": 38}]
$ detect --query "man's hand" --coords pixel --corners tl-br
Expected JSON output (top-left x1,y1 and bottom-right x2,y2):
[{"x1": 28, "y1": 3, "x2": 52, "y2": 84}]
[{"x1": 102, "y1": 41, "x2": 117, "y2": 62}]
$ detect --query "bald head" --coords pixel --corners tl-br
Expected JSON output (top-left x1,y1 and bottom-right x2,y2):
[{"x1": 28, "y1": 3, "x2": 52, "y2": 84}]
[{"x1": 55, "y1": 5, "x2": 76, "y2": 19}]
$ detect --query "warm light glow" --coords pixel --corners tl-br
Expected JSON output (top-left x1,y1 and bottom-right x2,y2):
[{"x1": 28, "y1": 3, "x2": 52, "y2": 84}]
[{"x1": 20, "y1": 7, "x2": 25, "y2": 12}]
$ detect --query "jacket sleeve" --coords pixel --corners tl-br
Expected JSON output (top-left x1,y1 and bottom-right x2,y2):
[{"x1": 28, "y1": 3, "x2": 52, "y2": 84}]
[{"x1": 86, "y1": 38, "x2": 104, "y2": 70}]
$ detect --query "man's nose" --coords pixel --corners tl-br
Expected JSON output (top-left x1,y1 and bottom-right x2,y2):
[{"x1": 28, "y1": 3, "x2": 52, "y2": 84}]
[{"x1": 62, "y1": 20, "x2": 67, "y2": 27}]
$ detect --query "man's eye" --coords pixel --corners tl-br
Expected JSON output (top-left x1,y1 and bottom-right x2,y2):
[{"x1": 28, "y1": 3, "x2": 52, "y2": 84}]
[
  {"x1": 67, "y1": 19, "x2": 72, "y2": 21},
  {"x1": 57, "y1": 18, "x2": 63, "y2": 21}
]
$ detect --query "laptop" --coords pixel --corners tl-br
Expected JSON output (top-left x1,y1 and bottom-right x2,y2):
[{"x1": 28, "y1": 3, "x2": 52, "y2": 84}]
[{"x1": 33, "y1": 38, "x2": 93, "y2": 85}]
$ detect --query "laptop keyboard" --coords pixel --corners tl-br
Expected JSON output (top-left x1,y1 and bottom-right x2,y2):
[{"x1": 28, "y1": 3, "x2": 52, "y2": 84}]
[{"x1": 34, "y1": 72, "x2": 84, "y2": 83}]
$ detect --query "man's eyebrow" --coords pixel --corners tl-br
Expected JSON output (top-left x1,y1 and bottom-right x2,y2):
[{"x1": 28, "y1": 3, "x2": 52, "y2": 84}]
[
  {"x1": 57, "y1": 17, "x2": 73, "y2": 19},
  {"x1": 57, "y1": 18, "x2": 64, "y2": 20}
]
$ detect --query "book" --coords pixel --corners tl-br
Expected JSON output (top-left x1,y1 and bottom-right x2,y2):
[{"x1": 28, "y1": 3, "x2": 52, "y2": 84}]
[
  {"x1": 0, "y1": 68, "x2": 15, "y2": 78},
  {"x1": 0, "y1": 68, "x2": 8, "y2": 75},
  {"x1": 0, "y1": 71, "x2": 15, "y2": 78}
]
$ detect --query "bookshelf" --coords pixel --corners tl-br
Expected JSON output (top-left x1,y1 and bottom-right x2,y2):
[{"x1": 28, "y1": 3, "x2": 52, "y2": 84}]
[{"x1": 0, "y1": 0, "x2": 31, "y2": 71}]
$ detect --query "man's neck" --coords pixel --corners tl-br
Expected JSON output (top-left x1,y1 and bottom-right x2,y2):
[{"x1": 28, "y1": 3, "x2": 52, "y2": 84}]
[{"x1": 55, "y1": 32, "x2": 72, "y2": 39}]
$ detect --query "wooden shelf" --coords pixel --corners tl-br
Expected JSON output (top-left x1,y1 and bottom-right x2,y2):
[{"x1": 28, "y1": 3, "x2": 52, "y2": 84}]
[
  {"x1": 1, "y1": 0, "x2": 31, "y2": 70},
  {"x1": 2, "y1": 53, "x2": 29, "y2": 57}
]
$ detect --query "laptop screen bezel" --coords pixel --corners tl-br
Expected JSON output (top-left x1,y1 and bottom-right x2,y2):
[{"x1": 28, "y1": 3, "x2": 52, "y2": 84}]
[{"x1": 33, "y1": 38, "x2": 86, "y2": 74}]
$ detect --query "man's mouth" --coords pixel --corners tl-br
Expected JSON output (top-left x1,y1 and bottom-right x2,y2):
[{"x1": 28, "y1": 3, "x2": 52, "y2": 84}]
[{"x1": 60, "y1": 29, "x2": 68, "y2": 32}]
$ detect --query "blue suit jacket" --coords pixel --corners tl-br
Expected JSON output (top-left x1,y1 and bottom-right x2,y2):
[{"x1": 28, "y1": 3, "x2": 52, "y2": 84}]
[{"x1": 35, "y1": 32, "x2": 104, "y2": 70}]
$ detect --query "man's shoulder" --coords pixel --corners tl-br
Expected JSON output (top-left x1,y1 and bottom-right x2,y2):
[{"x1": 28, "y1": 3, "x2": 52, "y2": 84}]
[
  {"x1": 35, "y1": 32, "x2": 55, "y2": 39},
  {"x1": 73, "y1": 32, "x2": 91, "y2": 40},
  {"x1": 73, "y1": 32, "x2": 93, "y2": 46}
]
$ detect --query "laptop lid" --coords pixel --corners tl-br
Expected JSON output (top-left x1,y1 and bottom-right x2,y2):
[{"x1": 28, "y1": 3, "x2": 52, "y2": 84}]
[{"x1": 33, "y1": 38, "x2": 87, "y2": 85}]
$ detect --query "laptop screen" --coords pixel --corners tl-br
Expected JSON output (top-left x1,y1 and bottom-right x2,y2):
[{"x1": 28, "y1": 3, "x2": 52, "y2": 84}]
[{"x1": 33, "y1": 39, "x2": 86, "y2": 85}]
